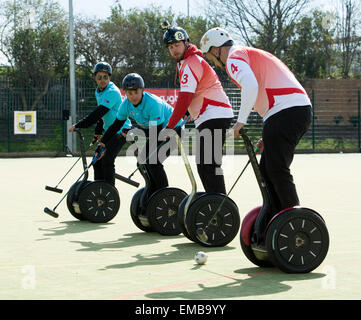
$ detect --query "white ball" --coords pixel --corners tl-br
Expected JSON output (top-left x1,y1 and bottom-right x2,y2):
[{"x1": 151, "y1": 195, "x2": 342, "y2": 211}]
[{"x1": 194, "y1": 251, "x2": 208, "y2": 265}]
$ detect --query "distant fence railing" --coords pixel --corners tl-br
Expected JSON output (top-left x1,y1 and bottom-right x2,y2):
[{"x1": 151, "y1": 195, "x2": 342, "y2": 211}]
[{"x1": 0, "y1": 79, "x2": 360, "y2": 155}]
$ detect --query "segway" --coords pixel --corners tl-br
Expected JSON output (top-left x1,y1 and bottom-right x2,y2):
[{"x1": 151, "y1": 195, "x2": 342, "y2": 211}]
[
  {"x1": 177, "y1": 136, "x2": 240, "y2": 247},
  {"x1": 239, "y1": 129, "x2": 329, "y2": 273},
  {"x1": 44, "y1": 130, "x2": 139, "y2": 223},
  {"x1": 129, "y1": 128, "x2": 189, "y2": 236},
  {"x1": 130, "y1": 162, "x2": 187, "y2": 235}
]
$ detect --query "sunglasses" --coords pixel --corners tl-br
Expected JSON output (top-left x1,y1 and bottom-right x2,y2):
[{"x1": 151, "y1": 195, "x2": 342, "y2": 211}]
[{"x1": 96, "y1": 75, "x2": 109, "y2": 80}]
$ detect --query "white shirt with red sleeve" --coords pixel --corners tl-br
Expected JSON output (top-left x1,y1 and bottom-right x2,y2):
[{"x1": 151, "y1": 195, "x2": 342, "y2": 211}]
[
  {"x1": 178, "y1": 49, "x2": 234, "y2": 127},
  {"x1": 226, "y1": 46, "x2": 311, "y2": 123}
]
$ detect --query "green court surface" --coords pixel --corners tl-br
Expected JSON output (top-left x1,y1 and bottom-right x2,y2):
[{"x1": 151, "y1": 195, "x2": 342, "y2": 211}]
[{"x1": 0, "y1": 153, "x2": 360, "y2": 300}]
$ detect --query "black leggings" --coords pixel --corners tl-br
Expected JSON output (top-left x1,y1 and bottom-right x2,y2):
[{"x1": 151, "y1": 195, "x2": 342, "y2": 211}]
[
  {"x1": 93, "y1": 133, "x2": 127, "y2": 186},
  {"x1": 260, "y1": 106, "x2": 312, "y2": 214},
  {"x1": 196, "y1": 118, "x2": 233, "y2": 194}
]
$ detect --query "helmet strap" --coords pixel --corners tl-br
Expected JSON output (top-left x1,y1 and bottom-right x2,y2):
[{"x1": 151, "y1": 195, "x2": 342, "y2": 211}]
[
  {"x1": 210, "y1": 47, "x2": 225, "y2": 70},
  {"x1": 178, "y1": 41, "x2": 190, "y2": 62}
]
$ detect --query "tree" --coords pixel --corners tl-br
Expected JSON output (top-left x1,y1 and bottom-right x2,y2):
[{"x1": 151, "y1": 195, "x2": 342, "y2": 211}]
[
  {"x1": 335, "y1": 0, "x2": 361, "y2": 78},
  {"x1": 74, "y1": 4, "x2": 175, "y2": 85},
  {"x1": 204, "y1": 0, "x2": 310, "y2": 57},
  {"x1": 0, "y1": 0, "x2": 68, "y2": 110},
  {"x1": 73, "y1": 4, "x2": 216, "y2": 86},
  {"x1": 286, "y1": 10, "x2": 336, "y2": 79}
]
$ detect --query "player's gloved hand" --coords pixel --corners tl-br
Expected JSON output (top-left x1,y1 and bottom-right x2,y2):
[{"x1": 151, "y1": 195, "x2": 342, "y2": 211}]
[{"x1": 255, "y1": 138, "x2": 263, "y2": 154}]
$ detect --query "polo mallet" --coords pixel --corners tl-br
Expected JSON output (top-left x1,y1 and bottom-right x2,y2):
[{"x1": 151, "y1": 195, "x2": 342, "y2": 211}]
[
  {"x1": 43, "y1": 147, "x2": 105, "y2": 218},
  {"x1": 45, "y1": 133, "x2": 99, "y2": 193},
  {"x1": 196, "y1": 134, "x2": 259, "y2": 243}
]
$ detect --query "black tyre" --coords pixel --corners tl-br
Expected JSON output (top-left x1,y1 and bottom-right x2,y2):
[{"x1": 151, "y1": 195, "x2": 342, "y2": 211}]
[
  {"x1": 240, "y1": 234, "x2": 274, "y2": 268},
  {"x1": 185, "y1": 193, "x2": 240, "y2": 247},
  {"x1": 177, "y1": 192, "x2": 205, "y2": 242},
  {"x1": 78, "y1": 181, "x2": 120, "y2": 223},
  {"x1": 265, "y1": 208, "x2": 329, "y2": 273},
  {"x1": 130, "y1": 187, "x2": 154, "y2": 232},
  {"x1": 66, "y1": 181, "x2": 91, "y2": 221},
  {"x1": 239, "y1": 207, "x2": 274, "y2": 268},
  {"x1": 146, "y1": 187, "x2": 187, "y2": 236}
]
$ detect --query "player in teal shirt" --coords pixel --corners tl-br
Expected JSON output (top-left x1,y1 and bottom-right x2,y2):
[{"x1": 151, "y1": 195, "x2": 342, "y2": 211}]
[
  {"x1": 116, "y1": 90, "x2": 174, "y2": 129},
  {"x1": 100, "y1": 73, "x2": 182, "y2": 195},
  {"x1": 70, "y1": 62, "x2": 131, "y2": 186}
]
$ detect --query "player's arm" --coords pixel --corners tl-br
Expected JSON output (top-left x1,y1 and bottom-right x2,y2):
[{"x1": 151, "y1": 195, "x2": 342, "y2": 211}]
[
  {"x1": 94, "y1": 119, "x2": 104, "y2": 135},
  {"x1": 100, "y1": 119, "x2": 126, "y2": 146},
  {"x1": 72, "y1": 105, "x2": 109, "y2": 129},
  {"x1": 228, "y1": 59, "x2": 258, "y2": 124},
  {"x1": 167, "y1": 64, "x2": 197, "y2": 129}
]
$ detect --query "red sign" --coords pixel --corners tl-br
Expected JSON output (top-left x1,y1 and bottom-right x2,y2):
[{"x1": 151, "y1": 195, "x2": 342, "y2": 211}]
[{"x1": 120, "y1": 89, "x2": 179, "y2": 107}]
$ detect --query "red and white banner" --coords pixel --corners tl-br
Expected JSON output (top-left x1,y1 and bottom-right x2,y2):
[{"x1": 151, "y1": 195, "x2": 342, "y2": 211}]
[{"x1": 120, "y1": 88, "x2": 179, "y2": 107}]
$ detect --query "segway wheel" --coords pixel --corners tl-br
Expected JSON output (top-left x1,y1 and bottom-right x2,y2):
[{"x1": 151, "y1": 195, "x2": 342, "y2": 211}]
[
  {"x1": 66, "y1": 181, "x2": 91, "y2": 221},
  {"x1": 185, "y1": 193, "x2": 240, "y2": 247},
  {"x1": 130, "y1": 187, "x2": 154, "y2": 232},
  {"x1": 78, "y1": 181, "x2": 120, "y2": 223},
  {"x1": 146, "y1": 187, "x2": 187, "y2": 236},
  {"x1": 265, "y1": 207, "x2": 329, "y2": 273},
  {"x1": 177, "y1": 192, "x2": 205, "y2": 242},
  {"x1": 240, "y1": 206, "x2": 274, "y2": 268}
]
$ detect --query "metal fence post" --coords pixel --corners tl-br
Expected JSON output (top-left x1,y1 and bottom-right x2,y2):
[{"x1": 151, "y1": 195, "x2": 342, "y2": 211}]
[
  {"x1": 7, "y1": 88, "x2": 10, "y2": 153},
  {"x1": 357, "y1": 90, "x2": 361, "y2": 152},
  {"x1": 62, "y1": 86, "x2": 66, "y2": 152},
  {"x1": 312, "y1": 89, "x2": 315, "y2": 150}
]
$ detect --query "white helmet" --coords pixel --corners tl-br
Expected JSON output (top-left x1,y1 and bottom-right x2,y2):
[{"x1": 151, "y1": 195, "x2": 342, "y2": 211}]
[{"x1": 200, "y1": 27, "x2": 233, "y2": 54}]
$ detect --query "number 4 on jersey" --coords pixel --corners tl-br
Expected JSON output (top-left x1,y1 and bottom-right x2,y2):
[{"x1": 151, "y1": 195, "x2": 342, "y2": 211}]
[{"x1": 231, "y1": 64, "x2": 238, "y2": 74}]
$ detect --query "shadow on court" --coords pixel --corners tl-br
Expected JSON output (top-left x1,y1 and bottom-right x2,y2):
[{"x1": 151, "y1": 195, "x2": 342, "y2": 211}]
[
  {"x1": 100, "y1": 242, "x2": 235, "y2": 270},
  {"x1": 70, "y1": 232, "x2": 180, "y2": 251},
  {"x1": 144, "y1": 267, "x2": 326, "y2": 299},
  {"x1": 38, "y1": 220, "x2": 110, "y2": 237}
]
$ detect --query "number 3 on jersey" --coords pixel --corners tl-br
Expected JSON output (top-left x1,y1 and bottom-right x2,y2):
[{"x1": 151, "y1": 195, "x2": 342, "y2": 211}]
[{"x1": 181, "y1": 74, "x2": 189, "y2": 84}]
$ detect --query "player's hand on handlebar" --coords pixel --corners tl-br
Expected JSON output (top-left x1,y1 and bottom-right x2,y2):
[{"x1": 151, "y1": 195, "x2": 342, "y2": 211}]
[
  {"x1": 255, "y1": 138, "x2": 263, "y2": 154},
  {"x1": 232, "y1": 122, "x2": 245, "y2": 138}
]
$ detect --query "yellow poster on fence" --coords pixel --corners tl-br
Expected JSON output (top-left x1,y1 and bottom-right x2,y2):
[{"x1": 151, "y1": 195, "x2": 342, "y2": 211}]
[{"x1": 14, "y1": 111, "x2": 37, "y2": 134}]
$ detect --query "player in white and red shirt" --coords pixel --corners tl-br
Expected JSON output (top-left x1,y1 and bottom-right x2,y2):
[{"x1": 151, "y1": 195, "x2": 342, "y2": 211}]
[
  {"x1": 163, "y1": 25, "x2": 234, "y2": 194},
  {"x1": 200, "y1": 27, "x2": 312, "y2": 215}
]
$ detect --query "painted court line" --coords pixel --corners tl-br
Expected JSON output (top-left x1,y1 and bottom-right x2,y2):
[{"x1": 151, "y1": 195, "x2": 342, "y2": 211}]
[
  {"x1": 111, "y1": 269, "x2": 279, "y2": 300},
  {"x1": 111, "y1": 258, "x2": 361, "y2": 300}
]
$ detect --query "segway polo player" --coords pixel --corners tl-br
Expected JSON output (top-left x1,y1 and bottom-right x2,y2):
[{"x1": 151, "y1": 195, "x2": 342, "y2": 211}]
[{"x1": 99, "y1": 73, "x2": 187, "y2": 235}]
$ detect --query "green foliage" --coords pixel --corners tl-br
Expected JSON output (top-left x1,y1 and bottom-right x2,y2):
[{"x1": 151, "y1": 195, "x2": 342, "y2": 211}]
[
  {"x1": 1, "y1": 0, "x2": 69, "y2": 110},
  {"x1": 285, "y1": 11, "x2": 336, "y2": 79},
  {"x1": 73, "y1": 4, "x2": 217, "y2": 86},
  {"x1": 333, "y1": 114, "x2": 344, "y2": 125},
  {"x1": 348, "y1": 115, "x2": 359, "y2": 127}
]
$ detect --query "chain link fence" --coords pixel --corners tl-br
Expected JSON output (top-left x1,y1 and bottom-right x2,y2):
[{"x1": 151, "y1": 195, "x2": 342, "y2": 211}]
[{"x1": 0, "y1": 78, "x2": 360, "y2": 156}]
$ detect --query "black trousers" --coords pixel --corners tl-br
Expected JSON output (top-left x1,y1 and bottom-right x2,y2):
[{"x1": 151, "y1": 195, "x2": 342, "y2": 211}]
[
  {"x1": 93, "y1": 133, "x2": 127, "y2": 186},
  {"x1": 138, "y1": 126, "x2": 181, "y2": 195},
  {"x1": 260, "y1": 105, "x2": 312, "y2": 214},
  {"x1": 196, "y1": 118, "x2": 233, "y2": 194}
]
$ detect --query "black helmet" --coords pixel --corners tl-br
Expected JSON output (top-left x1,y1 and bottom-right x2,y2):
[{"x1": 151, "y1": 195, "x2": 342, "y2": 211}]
[
  {"x1": 93, "y1": 62, "x2": 112, "y2": 75},
  {"x1": 163, "y1": 26, "x2": 189, "y2": 46},
  {"x1": 122, "y1": 73, "x2": 145, "y2": 90}
]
